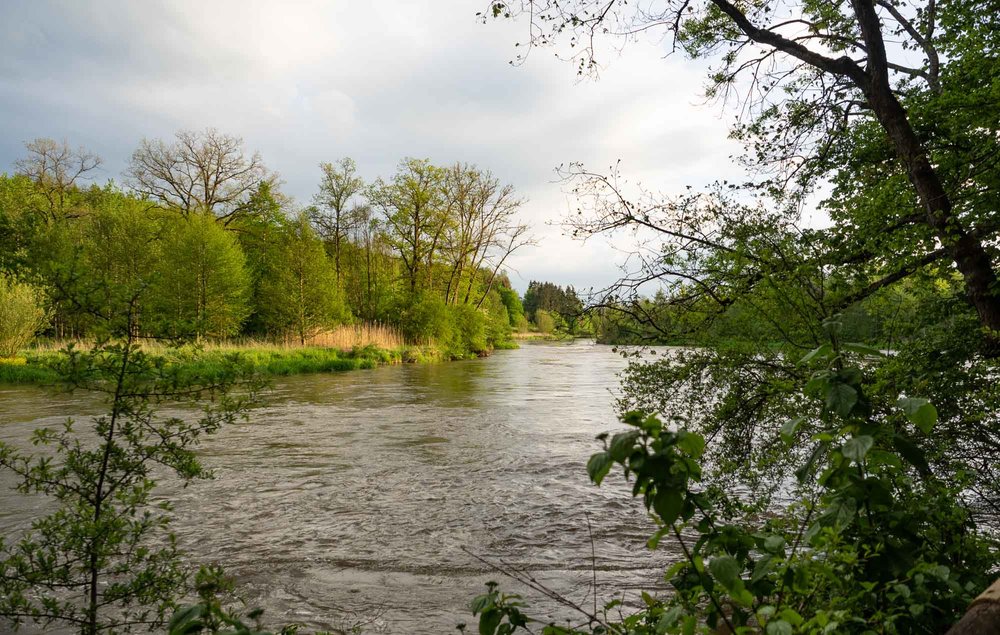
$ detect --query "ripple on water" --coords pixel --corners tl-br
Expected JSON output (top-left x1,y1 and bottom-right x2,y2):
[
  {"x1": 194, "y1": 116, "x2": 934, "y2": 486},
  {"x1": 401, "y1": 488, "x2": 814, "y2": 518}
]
[{"x1": 0, "y1": 341, "x2": 680, "y2": 634}]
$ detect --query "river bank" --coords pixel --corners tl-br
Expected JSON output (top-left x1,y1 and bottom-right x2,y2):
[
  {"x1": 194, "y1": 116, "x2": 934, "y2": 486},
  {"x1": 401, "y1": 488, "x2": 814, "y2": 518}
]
[{"x1": 0, "y1": 340, "x2": 514, "y2": 386}]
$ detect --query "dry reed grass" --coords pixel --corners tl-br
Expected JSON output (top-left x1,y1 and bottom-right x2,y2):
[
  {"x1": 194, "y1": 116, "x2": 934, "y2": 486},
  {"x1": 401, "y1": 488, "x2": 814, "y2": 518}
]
[
  {"x1": 26, "y1": 322, "x2": 406, "y2": 354},
  {"x1": 303, "y1": 322, "x2": 405, "y2": 351}
]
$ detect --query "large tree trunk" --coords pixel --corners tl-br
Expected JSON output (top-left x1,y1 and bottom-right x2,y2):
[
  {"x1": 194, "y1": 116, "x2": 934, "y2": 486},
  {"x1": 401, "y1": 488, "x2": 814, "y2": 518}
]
[
  {"x1": 851, "y1": 0, "x2": 1000, "y2": 337},
  {"x1": 947, "y1": 579, "x2": 1000, "y2": 634}
]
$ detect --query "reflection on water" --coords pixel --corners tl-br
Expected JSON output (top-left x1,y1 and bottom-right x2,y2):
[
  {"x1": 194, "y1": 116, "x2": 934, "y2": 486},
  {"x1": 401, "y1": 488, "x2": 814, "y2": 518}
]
[{"x1": 0, "y1": 341, "x2": 676, "y2": 633}]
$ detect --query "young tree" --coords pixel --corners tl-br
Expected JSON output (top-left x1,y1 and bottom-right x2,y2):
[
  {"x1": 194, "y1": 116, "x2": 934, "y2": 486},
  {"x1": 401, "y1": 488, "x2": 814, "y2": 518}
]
[
  {"x1": 0, "y1": 307, "x2": 257, "y2": 635},
  {"x1": 311, "y1": 157, "x2": 366, "y2": 283},
  {"x1": 259, "y1": 213, "x2": 349, "y2": 344},
  {"x1": 151, "y1": 213, "x2": 250, "y2": 338},
  {"x1": 125, "y1": 129, "x2": 273, "y2": 225}
]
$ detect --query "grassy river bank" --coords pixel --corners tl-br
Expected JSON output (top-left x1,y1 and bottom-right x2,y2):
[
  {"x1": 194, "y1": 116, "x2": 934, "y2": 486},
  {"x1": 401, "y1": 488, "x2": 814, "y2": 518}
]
[{"x1": 0, "y1": 338, "x2": 518, "y2": 386}]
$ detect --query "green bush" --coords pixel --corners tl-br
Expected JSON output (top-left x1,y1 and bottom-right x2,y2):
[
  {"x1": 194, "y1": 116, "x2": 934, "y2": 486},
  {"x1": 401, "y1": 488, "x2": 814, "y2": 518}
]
[
  {"x1": 534, "y1": 309, "x2": 556, "y2": 334},
  {"x1": 398, "y1": 293, "x2": 452, "y2": 344},
  {"x1": 0, "y1": 276, "x2": 47, "y2": 358},
  {"x1": 449, "y1": 304, "x2": 488, "y2": 357}
]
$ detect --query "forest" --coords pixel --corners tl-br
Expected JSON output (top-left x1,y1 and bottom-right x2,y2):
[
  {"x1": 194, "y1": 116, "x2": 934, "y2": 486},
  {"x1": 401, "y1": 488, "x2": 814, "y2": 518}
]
[{"x1": 0, "y1": 133, "x2": 541, "y2": 364}]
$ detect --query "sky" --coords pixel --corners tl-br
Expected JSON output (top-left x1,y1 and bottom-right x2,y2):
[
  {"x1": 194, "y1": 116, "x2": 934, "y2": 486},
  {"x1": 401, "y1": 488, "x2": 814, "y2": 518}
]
[{"x1": 0, "y1": 0, "x2": 747, "y2": 294}]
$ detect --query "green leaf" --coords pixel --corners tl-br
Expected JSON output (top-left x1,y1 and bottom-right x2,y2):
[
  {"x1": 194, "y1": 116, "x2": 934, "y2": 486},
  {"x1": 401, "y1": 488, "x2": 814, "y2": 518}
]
[
  {"x1": 820, "y1": 497, "x2": 857, "y2": 529},
  {"x1": 479, "y1": 608, "x2": 501, "y2": 635},
  {"x1": 653, "y1": 489, "x2": 684, "y2": 525},
  {"x1": 657, "y1": 606, "x2": 683, "y2": 631},
  {"x1": 825, "y1": 383, "x2": 858, "y2": 418},
  {"x1": 609, "y1": 430, "x2": 640, "y2": 461},
  {"x1": 780, "y1": 417, "x2": 805, "y2": 444},
  {"x1": 648, "y1": 526, "x2": 670, "y2": 550},
  {"x1": 842, "y1": 435, "x2": 874, "y2": 463},
  {"x1": 751, "y1": 555, "x2": 774, "y2": 584},
  {"x1": 587, "y1": 452, "x2": 613, "y2": 486},
  {"x1": 795, "y1": 442, "x2": 826, "y2": 482},
  {"x1": 892, "y1": 433, "x2": 930, "y2": 474},
  {"x1": 676, "y1": 431, "x2": 705, "y2": 458},
  {"x1": 766, "y1": 619, "x2": 793, "y2": 635},
  {"x1": 763, "y1": 535, "x2": 785, "y2": 554},
  {"x1": 897, "y1": 397, "x2": 937, "y2": 434},
  {"x1": 800, "y1": 344, "x2": 832, "y2": 364},
  {"x1": 470, "y1": 594, "x2": 493, "y2": 614},
  {"x1": 709, "y1": 555, "x2": 742, "y2": 591},
  {"x1": 779, "y1": 608, "x2": 804, "y2": 626}
]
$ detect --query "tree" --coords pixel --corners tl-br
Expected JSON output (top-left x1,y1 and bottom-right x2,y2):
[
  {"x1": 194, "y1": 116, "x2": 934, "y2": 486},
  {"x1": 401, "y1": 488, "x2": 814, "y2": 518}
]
[
  {"x1": 78, "y1": 192, "x2": 162, "y2": 335},
  {"x1": 485, "y1": 0, "x2": 1000, "y2": 346},
  {"x1": 151, "y1": 213, "x2": 250, "y2": 338},
  {"x1": 471, "y1": 1, "x2": 1000, "y2": 630},
  {"x1": 0, "y1": 302, "x2": 257, "y2": 635},
  {"x1": 368, "y1": 158, "x2": 448, "y2": 293},
  {"x1": 14, "y1": 138, "x2": 102, "y2": 223},
  {"x1": 311, "y1": 157, "x2": 366, "y2": 283},
  {"x1": 125, "y1": 129, "x2": 273, "y2": 225},
  {"x1": 497, "y1": 282, "x2": 526, "y2": 329},
  {"x1": 341, "y1": 202, "x2": 396, "y2": 322},
  {"x1": 259, "y1": 213, "x2": 349, "y2": 344},
  {"x1": 440, "y1": 163, "x2": 530, "y2": 307},
  {"x1": 522, "y1": 280, "x2": 582, "y2": 324}
]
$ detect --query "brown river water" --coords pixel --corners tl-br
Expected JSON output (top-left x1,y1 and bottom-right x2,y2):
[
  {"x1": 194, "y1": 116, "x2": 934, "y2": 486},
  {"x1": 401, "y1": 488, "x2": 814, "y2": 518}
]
[{"x1": 0, "y1": 340, "x2": 676, "y2": 633}]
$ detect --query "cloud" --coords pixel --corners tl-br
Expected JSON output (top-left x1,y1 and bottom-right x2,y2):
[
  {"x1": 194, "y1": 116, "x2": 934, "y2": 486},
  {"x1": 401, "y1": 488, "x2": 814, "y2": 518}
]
[{"x1": 0, "y1": 0, "x2": 744, "y2": 293}]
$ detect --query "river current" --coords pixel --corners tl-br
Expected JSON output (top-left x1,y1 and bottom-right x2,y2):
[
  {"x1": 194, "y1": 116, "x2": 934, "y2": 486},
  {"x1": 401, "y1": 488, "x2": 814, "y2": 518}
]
[{"x1": 0, "y1": 341, "x2": 677, "y2": 633}]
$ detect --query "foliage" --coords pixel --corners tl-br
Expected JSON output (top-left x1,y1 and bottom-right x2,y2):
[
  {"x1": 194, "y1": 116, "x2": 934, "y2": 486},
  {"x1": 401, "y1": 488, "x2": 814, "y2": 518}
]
[
  {"x1": 534, "y1": 309, "x2": 557, "y2": 334},
  {"x1": 523, "y1": 281, "x2": 583, "y2": 329},
  {"x1": 257, "y1": 213, "x2": 350, "y2": 344},
  {"x1": 152, "y1": 212, "x2": 251, "y2": 338},
  {"x1": 167, "y1": 565, "x2": 301, "y2": 635},
  {"x1": 470, "y1": 320, "x2": 997, "y2": 634},
  {"x1": 497, "y1": 284, "x2": 525, "y2": 328},
  {"x1": 0, "y1": 333, "x2": 259, "y2": 634},
  {"x1": 0, "y1": 275, "x2": 48, "y2": 357}
]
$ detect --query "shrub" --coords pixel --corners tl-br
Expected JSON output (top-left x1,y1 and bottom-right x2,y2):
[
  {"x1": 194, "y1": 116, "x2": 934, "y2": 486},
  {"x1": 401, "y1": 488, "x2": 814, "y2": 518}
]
[
  {"x1": 399, "y1": 293, "x2": 452, "y2": 344},
  {"x1": 534, "y1": 309, "x2": 556, "y2": 334},
  {"x1": 0, "y1": 277, "x2": 48, "y2": 358},
  {"x1": 449, "y1": 304, "x2": 488, "y2": 357}
]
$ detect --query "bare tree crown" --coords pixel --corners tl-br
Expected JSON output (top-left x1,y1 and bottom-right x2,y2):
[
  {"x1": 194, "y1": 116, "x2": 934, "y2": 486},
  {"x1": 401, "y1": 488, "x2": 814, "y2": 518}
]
[{"x1": 125, "y1": 128, "x2": 273, "y2": 224}]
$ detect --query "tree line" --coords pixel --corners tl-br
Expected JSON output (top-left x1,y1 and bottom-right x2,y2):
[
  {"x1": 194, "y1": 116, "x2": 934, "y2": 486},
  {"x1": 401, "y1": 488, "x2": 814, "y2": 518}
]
[{"x1": 0, "y1": 132, "x2": 535, "y2": 357}]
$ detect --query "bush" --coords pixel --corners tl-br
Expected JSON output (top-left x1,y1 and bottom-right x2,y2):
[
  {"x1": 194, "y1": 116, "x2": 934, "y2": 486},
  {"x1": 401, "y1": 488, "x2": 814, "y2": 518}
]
[
  {"x1": 449, "y1": 304, "x2": 488, "y2": 357},
  {"x1": 399, "y1": 293, "x2": 452, "y2": 344},
  {"x1": 0, "y1": 277, "x2": 47, "y2": 358},
  {"x1": 534, "y1": 309, "x2": 556, "y2": 334}
]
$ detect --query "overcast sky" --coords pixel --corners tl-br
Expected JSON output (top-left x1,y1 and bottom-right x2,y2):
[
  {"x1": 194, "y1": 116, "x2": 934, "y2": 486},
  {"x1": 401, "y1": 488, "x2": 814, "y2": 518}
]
[{"x1": 0, "y1": 0, "x2": 746, "y2": 294}]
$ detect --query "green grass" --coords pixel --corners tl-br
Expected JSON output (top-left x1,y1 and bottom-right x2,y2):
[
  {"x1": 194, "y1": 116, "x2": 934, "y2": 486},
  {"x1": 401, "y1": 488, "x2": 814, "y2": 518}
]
[
  {"x1": 0, "y1": 352, "x2": 62, "y2": 385},
  {"x1": 0, "y1": 343, "x2": 467, "y2": 386},
  {"x1": 2, "y1": 334, "x2": 523, "y2": 387}
]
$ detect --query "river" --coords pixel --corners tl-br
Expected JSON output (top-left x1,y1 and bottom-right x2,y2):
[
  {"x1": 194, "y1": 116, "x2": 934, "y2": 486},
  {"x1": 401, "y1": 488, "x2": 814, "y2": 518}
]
[{"x1": 0, "y1": 340, "x2": 676, "y2": 633}]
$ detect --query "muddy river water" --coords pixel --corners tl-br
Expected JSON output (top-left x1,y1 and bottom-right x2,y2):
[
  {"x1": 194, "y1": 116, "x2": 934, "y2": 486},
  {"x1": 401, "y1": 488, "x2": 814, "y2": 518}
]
[{"x1": 0, "y1": 341, "x2": 676, "y2": 633}]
